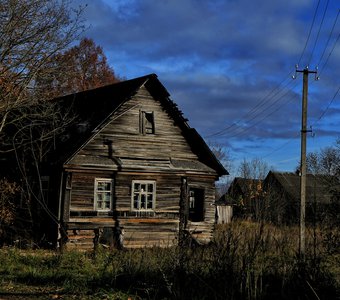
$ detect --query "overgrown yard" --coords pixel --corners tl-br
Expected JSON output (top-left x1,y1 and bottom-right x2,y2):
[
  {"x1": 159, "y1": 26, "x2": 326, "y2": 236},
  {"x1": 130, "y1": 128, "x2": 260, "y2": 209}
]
[{"x1": 0, "y1": 221, "x2": 339, "y2": 299}]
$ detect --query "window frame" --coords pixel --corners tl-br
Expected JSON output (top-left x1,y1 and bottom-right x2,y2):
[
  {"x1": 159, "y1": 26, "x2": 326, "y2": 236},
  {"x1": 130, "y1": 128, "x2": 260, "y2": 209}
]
[
  {"x1": 140, "y1": 110, "x2": 155, "y2": 135},
  {"x1": 188, "y1": 187, "x2": 205, "y2": 222},
  {"x1": 94, "y1": 178, "x2": 113, "y2": 211},
  {"x1": 131, "y1": 180, "x2": 156, "y2": 211}
]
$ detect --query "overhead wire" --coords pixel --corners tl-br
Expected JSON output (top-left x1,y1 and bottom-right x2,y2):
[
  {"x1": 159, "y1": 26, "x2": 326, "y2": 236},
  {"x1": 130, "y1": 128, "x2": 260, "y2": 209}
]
[
  {"x1": 260, "y1": 1, "x2": 339, "y2": 160},
  {"x1": 207, "y1": 0, "x2": 337, "y2": 163},
  {"x1": 307, "y1": 0, "x2": 330, "y2": 65},
  {"x1": 318, "y1": 30, "x2": 340, "y2": 77},
  {"x1": 261, "y1": 132, "x2": 300, "y2": 159},
  {"x1": 262, "y1": 84, "x2": 340, "y2": 161},
  {"x1": 312, "y1": 85, "x2": 340, "y2": 127},
  {"x1": 205, "y1": 72, "x2": 296, "y2": 138},
  {"x1": 207, "y1": 0, "x2": 325, "y2": 140},
  {"x1": 225, "y1": 81, "x2": 300, "y2": 139},
  {"x1": 297, "y1": 0, "x2": 321, "y2": 67},
  {"x1": 316, "y1": 9, "x2": 340, "y2": 68}
]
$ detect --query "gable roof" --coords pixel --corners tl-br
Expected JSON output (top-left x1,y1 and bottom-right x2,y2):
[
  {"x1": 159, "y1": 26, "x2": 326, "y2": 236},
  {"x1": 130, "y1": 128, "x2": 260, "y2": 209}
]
[
  {"x1": 264, "y1": 171, "x2": 340, "y2": 204},
  {"x1": 52, "y1": 74, "x2": 227, "y2": 177},
  {"x1": 228, "y1": 177, "x2": 263, "y2": 195}
]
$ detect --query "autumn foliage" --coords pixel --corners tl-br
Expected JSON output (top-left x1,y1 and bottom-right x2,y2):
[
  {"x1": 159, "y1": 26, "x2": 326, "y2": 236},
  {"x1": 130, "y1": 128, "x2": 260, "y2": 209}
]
[
  {"x1": 63, "y1": 38, "x2": 120, "y2": 91},
  {"x1": 0, "y1": 178, "x2": 19, "y2": 245},
  {"x1": 40, "y1": 38, "x2": 120, "y2": 98}
]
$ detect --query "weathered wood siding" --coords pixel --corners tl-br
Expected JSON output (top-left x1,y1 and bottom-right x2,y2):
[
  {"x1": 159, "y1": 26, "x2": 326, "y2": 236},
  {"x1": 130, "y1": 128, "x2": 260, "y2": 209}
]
[
  {"x1": 62, "y1": 86, "x2": 219, "y2": 248},
  {"x1": 69, "y1": 170, "x2": 114, "y2": 213},
  {"x1": 216, "y1": 205, "x2": 233, "y2": 224},
  {"x1": 75, "y1": 86, "x2": 198, "y2": 163},
  {"x1": 187, "y1": 177, "x2": 216, "y2": 244}
]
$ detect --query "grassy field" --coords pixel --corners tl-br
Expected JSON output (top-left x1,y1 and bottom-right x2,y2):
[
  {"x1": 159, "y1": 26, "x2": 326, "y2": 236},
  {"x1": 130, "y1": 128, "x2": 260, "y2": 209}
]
[{"x1": 0, "y1": 221, "x2": 339, "y2": 299}]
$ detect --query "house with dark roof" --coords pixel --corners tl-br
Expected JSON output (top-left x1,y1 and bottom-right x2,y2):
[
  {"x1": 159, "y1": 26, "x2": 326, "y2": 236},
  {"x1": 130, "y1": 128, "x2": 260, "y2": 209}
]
[
  {"x1": 220, "y1": 171, "x2": 339, "y2": 224},
  {"x1": 263, "y1": 171, "x2": 339, "y2": 224},
  {"x1": 225, "y1": 177, "x2": 263, "y2": 218},
  {"x1": 14, "y1": 74, "x2": 227, "y2": 249}
]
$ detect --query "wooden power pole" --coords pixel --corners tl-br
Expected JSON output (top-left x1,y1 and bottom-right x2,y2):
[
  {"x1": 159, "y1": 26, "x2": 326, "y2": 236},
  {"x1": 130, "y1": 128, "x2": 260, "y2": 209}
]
[{"x1": 295, "y1": 67, "x2": 317, "y2": 259}]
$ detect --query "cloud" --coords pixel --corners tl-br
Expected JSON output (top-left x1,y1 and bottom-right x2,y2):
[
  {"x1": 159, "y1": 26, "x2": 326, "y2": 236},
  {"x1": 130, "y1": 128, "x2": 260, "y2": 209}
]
[{"x1": 71, "y1": 0, "x2": 340, "y2": 172}]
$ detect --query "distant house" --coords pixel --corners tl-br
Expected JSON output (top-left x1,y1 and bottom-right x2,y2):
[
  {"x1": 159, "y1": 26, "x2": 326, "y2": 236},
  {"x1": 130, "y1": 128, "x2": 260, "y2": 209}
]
[
  {"x1": 217, "y1": 171, "x2": 339, "y2": 224},
  {"x1": 226, "y1": 177, "x2": 263, "y2": 218},
  {"x1": 263, "y1": 171, "x2": 339, "y2": 224},
  {"x1": 5, "y1": 74, "x2": 227, "y2": 249}
]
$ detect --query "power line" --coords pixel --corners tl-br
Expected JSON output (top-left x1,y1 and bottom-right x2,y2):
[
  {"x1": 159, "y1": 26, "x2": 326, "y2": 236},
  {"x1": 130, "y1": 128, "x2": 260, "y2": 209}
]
[
  {"x1": 226, "y1": 85, "x2": 299, "y2": 139},
  {"x1": 318, "y1": 30, "x2": 340, "y2": 77},
  {"x1": 206, "y1": 1, "x2": 328, "y2": 140},
  {"x1": 261, "y1": 132, "x2": 300, "y2": 159},
  {"x1": 307, "y1": 0, "x2": 330, "y2": 65},
  {"x1": 261, "y1": 85, "x2": 340, "y2": 162},
  {"x1": 297, "y1": 0, "x2": 321, "y2": 67},
  {"x1": 207, "y1": 1, "x2": 337, "y2": 164},
  {"x1": 205, "y1": 72, "x2": 297, "y2": 138},
  {"x1": 312, "y1": 85, "x2": 340, "y2": 126},
  {"x1": 316, "y1": 9, "x2": 339, "y2": 67}
]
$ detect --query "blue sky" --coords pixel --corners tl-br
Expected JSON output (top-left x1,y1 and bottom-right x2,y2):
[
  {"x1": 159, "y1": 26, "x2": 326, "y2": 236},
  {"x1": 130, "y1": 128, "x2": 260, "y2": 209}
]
[{"x1": 72, "y1": 0, "x2": 340, "y2": 176}]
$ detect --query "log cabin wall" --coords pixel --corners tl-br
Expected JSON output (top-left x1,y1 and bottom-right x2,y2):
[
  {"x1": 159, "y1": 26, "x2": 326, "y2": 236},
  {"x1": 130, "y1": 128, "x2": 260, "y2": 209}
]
[
  {"x1": 84, "y1": 86, "x2": 199, "y2": 161},
  {"x1": 63, "y1": 171, "x2": 216, "y2": 248},
  {"x1": 61, "y1": 84, "x2": 221, "y2": 249},
  {"x1": 186, "y1": 176, "x2": 216, "y2": 244}
]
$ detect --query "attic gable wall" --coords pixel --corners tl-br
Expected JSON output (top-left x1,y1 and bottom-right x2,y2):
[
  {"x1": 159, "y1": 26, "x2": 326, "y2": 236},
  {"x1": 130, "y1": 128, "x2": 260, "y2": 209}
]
[{"x1": 67, "y1": 86, "x2": 213, "y2": 172}]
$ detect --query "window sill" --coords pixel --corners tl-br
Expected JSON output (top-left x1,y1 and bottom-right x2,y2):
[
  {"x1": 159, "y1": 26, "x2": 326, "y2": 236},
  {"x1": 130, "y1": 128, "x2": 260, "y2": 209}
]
[
  {"x1": 70, "y1": 210, "x2": 113, "y2": 217},
  {"x1": 129, "y1": 210, "x2": 156, "y2": 217}
]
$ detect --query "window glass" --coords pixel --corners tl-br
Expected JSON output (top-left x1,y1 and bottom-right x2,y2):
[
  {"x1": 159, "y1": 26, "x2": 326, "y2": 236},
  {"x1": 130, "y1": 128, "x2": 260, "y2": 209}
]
[
  {"x1": 141, "y1": 194, "x2": 146, "y2": 209},
  {"x1": 131, "y1": 180, "x2": 156, "y2": 210},
  {"x1": 147, "y1": 194, "x2": 153, "y2": 209},
  {"x1": 95, "y1": 179, "x2": 113, "y2": 211}
]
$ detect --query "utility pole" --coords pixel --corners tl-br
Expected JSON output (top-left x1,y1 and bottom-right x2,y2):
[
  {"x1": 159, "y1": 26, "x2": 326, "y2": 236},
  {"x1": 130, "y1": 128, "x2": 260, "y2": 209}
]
[{"x1": 294, "y1": 67, "x2": 317, "y2": 259}]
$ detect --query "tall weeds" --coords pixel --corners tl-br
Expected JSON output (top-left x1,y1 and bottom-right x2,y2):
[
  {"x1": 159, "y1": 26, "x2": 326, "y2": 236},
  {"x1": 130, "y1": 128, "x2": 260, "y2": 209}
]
[{"x1": 0, "y1": 221, "x2": 339, "y2": 299}]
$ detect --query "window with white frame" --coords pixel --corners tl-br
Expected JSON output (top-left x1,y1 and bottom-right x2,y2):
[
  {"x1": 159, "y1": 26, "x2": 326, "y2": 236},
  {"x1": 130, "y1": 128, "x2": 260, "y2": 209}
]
[
  {"x1": 131, "y1": 181, "x2": 156, "y2": 210},
  {"x1": 94, "y1": 178, "x2": 113, "y2": 211}
]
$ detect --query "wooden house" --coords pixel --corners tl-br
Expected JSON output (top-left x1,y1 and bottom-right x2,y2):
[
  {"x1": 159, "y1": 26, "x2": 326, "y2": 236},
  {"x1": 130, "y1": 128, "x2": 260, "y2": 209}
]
[
  {"x1": 41, "y1": 74, "x2": 227, "y2": 249},
  {"x1": 263, "y1": 171, "x2": 339, "y2": 224},
  {"x1": 226, "y1": 177, "x2": 263, "y2": 218}
]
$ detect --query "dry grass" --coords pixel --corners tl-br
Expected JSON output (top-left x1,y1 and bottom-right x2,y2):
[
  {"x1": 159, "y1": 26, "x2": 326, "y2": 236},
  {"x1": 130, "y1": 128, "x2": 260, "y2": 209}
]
[{"x1": 0, "y1": 221, "x2": 339, "y2": 299}]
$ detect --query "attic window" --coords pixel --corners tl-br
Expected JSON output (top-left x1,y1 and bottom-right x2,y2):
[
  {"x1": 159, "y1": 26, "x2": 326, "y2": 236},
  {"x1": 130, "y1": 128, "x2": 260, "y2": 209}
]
[{"x1": 140, "y1": 111, "x2": 155, "y2": 134}]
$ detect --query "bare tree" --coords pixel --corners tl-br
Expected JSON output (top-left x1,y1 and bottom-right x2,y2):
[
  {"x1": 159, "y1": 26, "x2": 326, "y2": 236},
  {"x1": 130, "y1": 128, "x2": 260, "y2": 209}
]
[
  {"x1": 237, "y1": 158, "x2": 270, "y2": 220},
  {"x1": 0, "y1": 0, "x2": 85, "y2": 133},
  {"x1": 209, "y1": 141, "x2": 232, "y2": 199},
  {"x1": 238, "y1": 158, "x2": 269, "y2": 180},
  {"x1": 0, "y1": 0, "x2": 86, "y2": 246},
  {"x1": 304, "y1": 146, "x2": 340, "y2": 176}
]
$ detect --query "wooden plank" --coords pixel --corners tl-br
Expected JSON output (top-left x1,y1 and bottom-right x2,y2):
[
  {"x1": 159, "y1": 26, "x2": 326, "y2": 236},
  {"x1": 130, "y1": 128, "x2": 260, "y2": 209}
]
[{"x1": 61, "y1": 86, "x2": 219, "y2": 248}]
